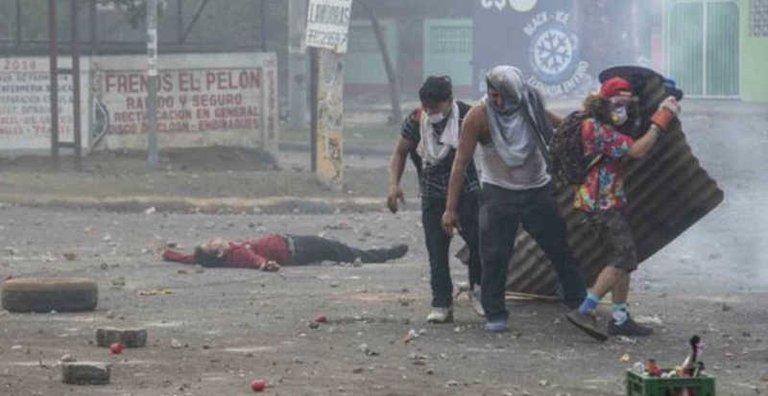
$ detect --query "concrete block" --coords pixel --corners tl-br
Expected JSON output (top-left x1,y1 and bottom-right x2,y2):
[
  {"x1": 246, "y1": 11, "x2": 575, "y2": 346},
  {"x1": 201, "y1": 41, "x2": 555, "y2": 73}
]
[
  {"x1": 61, "y1": 362, "x2": 111, "y2": 385},
  {"x1": 96, "y1": 327, "x2": 147, "y2": 348}
]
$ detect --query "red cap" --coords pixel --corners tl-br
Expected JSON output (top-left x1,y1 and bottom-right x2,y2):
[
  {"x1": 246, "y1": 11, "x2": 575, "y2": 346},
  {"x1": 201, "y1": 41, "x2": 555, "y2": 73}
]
[{"x1": 600, "y1": 77, "x2": 633, "y2": 98}]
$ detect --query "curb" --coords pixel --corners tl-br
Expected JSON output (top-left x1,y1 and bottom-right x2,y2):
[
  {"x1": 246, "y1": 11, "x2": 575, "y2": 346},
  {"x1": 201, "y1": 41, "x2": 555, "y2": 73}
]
[{"x1": 0, "y1": 193, "x2": 415, "y2": 215}]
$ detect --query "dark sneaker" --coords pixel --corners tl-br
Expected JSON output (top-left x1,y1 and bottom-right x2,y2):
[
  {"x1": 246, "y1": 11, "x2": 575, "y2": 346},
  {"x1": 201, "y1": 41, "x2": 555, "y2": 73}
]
[
  {"x1": 484, "y1": 318, "x2": 508, "y2": 333},
  {"x1": 608, "y1": 315, "x2": 653, "y2": 337},
  {"x1": 387, "y1": 244, "x2": 409, "y2": 260},
  {"x1": 566, "y1": 309, "x2": 608, "y2": 342}
]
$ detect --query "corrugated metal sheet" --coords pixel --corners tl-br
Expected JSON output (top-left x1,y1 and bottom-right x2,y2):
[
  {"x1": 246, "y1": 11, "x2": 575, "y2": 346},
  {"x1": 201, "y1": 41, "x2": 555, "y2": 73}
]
[{"x1": 505, "y1": 69, "x2": 725, "y2": 295}]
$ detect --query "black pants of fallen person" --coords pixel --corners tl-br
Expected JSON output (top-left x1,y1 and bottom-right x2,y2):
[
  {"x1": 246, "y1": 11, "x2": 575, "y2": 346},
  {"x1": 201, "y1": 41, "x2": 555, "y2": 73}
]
[
  {"x1": 289, "y1": 235, "x2": 392, "y2": 265},
  {"x1": 479, "y1": 183, "x2": 586, "y2": 322},
  {"x1": 422, "y1": 193, "x2": 482, "y2": 308}
]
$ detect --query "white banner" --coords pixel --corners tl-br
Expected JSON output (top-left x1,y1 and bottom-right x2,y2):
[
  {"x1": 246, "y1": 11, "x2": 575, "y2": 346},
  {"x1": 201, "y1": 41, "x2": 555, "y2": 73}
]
[{"x1": 305, "y1": 0, "x2": 353, "y2": 53}]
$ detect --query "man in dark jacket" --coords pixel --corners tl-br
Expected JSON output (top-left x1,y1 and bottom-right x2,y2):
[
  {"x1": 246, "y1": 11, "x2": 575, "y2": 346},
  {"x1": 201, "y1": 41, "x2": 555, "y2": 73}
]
[{"x1": 388, "y1": 76, "x2": 483, "y2": 323}]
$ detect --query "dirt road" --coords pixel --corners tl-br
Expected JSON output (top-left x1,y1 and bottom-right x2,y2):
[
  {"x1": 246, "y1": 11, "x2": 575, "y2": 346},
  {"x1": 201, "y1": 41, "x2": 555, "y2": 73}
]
[{"x1": 0, "y1": 206, "x2": 766, "y2": 396}]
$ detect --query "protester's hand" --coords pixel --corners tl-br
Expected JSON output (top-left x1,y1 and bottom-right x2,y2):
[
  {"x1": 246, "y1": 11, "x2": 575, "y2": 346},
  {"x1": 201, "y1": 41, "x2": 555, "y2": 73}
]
[
  {"x1": 659, "y1": 96, "x2": 681, "y2": 117},
  {"x1": 261, "y1": 261, "x2": 280, "y2": 272},
  {"x1": 651, "y1": 96, "x2": 681, "y2": 132},
  {"x1": 387, "y1": 185, "x2": 405, "y2": 213},
  {"x1": 441, "y1": 210, "x2": 460, "y2": 237}
]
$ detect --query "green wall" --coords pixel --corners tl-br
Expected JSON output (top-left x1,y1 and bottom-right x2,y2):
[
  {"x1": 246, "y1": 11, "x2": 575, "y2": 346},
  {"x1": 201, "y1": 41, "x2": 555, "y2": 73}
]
[
  {"x1": 344, "y1": 20, "x2": 398, "y2": 85},
  {"x1": 740, "y1": 0, "x2": 768, "y2": 102}
]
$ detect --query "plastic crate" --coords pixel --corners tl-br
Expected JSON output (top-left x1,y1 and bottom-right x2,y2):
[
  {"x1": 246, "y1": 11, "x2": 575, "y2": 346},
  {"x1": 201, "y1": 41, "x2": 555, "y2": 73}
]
[{"x1": 626, "y1": 370, "x2": 715, "y2": 396}]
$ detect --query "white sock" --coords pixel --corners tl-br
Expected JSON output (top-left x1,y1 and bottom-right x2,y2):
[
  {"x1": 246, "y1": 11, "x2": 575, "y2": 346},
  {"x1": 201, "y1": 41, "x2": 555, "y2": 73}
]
[{"x1": 612, "y1": 304, "x2": 628, "y2": 325}]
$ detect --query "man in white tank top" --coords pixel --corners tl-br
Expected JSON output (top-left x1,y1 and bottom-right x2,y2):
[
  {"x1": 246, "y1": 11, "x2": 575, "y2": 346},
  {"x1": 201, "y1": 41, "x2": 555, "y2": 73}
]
[{"x1": 442, "y1": 66, "x2": 586, "y2": 333}]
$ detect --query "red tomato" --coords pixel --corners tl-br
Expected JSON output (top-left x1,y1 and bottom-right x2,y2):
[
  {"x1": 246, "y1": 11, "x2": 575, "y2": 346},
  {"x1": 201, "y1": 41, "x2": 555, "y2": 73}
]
[
  {"x1": 250, "y1": 379, "x2": 266, "y2": 392},
  {"x1": 314, "y1": 315, "x2": 327, "y2": 323},
  {"x1": 110, "y1": 342, "x2": 124, "y2": 354}
]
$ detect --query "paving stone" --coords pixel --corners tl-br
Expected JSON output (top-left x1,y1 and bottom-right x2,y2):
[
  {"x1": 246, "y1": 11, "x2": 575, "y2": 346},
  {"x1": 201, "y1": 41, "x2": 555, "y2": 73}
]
[
  {"x1": 96, "y1": 327, "x2": 147, "y2": 348},
  {"x1": 61, "y1": 362, "x2": 111, "y2": 385}
]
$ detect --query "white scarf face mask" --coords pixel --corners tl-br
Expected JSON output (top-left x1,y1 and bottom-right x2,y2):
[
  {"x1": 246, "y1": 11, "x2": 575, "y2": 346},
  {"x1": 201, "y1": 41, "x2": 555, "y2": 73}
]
[{"x1": 418, "y1": 101, "x2": 460, "y2": 165}]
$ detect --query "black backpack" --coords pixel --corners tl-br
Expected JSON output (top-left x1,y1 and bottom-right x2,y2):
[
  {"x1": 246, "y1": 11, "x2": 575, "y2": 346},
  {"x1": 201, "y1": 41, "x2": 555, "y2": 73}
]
[{"x1": 551, "y1": 111, "x2": 601, "y2": 185}]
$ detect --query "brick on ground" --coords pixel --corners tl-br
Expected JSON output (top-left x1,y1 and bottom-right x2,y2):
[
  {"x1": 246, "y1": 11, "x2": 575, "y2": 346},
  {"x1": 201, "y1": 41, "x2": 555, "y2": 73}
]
[
  {"x1": 61, "y1": 362, "x2": 111, "y2": 385},
  {"x1": 95, "y1": 327, "x2": 148, "y2": 348}
]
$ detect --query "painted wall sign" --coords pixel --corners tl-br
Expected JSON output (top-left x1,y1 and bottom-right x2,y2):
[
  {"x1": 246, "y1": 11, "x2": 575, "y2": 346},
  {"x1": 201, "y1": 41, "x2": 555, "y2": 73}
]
[
  {"x1": 0, "y1": 57, "x2": 85, "y2": 150},
  {"x1": 0, "y1": 53, "x2": 278, "y2": 153},
  {"x1": 93, "y1": 53, "x2": 278, "y2": 152},
  {"x1": 473, "y1": 0, "x2": 592, "y2": 99}
]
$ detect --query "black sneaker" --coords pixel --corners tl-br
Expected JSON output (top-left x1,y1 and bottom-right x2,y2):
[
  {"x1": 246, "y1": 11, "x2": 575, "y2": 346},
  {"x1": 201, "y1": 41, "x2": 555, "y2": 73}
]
[
  {"x1": 386, "y1": 244, "x2": 408, "y2": 260},
  {"x1": 566, "y1": 309, "x2": 608, "y2": 342},
  {"x1": 608, "y1": 315, "x2": 653, "y2": 337}
]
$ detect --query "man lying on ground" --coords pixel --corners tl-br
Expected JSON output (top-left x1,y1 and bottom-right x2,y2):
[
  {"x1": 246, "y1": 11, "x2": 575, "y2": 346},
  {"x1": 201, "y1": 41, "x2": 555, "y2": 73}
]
[{"x1": 162, "y1": 234, "x2": 408, "y2": 271}]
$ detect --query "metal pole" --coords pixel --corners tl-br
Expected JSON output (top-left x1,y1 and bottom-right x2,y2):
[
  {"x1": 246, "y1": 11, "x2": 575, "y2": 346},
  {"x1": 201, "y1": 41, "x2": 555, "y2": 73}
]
[
  {"x1": 309, "y1": 47, "x2": 318, "y2": 172},
  {"x1": 177, "y1": 0, "x2": 183, "y2": 44},
  {"x1": 288, "y1": 0, "x2": 309, "y2": 130},
  {"x1": 147, "y1": 0, "x2": 159, "y2": 167},
  {"x1": 48, "y1": 0, "x2": 59, "y2": 163},
  {"x1": 15, "y1": 0, "x2": 21, "y2": 50},
  {"x1": 71, "y1": 0, "x2": 82, "y2": 169},
  {"x1": 260, "y1": 0, "x2": 267, "y2": 51},
  {"x1": 90, "y1": 0, "x2": 98, "y2": 54}
]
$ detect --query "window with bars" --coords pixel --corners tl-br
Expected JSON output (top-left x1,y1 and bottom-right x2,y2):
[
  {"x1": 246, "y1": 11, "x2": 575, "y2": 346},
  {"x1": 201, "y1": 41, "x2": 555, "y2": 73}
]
[
  {"x1": 429, "y1": 26, "x2": 472, "y2": 53},
  {"x1": 752, "y1": 0, "x2": 768, "y2": 37}
]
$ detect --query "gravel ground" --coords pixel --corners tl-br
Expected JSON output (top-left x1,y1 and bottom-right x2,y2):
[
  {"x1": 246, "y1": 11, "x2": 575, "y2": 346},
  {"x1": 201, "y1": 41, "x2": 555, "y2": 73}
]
[{"x1": 0, "y1": 206, "x2": 766, "y2": 396}]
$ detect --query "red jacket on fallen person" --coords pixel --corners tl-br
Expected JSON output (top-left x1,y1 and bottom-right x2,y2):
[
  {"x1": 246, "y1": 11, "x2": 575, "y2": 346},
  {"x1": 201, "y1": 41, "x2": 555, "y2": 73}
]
[{"x1": 162, "y1": 234, "x2": 290, "y2": 269}]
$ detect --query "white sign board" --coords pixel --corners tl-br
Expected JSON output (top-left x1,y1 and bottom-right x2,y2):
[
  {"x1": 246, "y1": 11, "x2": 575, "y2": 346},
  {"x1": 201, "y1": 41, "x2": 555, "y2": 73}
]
[
  {"x1": 305, "y1": 0, "x2": 353, "y2": 53},
  {"x1": 0, "y1": 57, "x2": 89, "y2": 150}
]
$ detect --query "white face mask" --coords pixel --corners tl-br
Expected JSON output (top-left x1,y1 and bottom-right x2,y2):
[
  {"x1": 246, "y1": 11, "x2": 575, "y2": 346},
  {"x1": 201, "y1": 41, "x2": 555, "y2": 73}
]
[
  {"x1": 428, "y1": 112, "x2": 446, "y2": 125},
  {"x1": 611, "y1": 106, "x2": 629, "y2": 126}
]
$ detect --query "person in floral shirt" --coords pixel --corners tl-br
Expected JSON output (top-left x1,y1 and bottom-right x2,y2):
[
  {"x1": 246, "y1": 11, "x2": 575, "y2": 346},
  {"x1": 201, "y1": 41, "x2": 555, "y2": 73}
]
[
  {"x1": 573, "y1": 116, "x2": 635, "y2": 212},
  {"x1": 566, "y1": 77, "x2": 681, "y2": 340}
]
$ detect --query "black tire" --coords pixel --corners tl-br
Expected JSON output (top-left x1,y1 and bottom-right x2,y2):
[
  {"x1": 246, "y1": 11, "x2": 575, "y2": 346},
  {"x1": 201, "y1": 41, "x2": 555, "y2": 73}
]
[{"x1": 1, "y1": 277, "x2": 98, "y2": 313}]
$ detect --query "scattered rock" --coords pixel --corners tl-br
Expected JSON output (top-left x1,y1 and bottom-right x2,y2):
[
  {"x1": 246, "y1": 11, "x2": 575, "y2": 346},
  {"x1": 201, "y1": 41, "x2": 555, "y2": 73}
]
[
  {"x1": 352, "y1": 258, "x2": 363, "y2": 268},
  {"x1": 635, "y1": 315, "x2": 664, "y2": 325},
  {"x1": 539, "y1": 379, "x2": 550, "y2": 387},
  {"x1": 358, "y1": 344, "x2": 379, "y2": 356},
  {"x1": 61, "y1": 362, "x2": 111, "y2": 385},
  {"x1": 445, "y1": 380, "x2": 460, "y2": 388},
  {"x1": 352, "y1": 367, "x2": 364, "y2": 374},
  {"x1": 99, "y1": 263, "x2": 109, "y2": 270},
  {"x1": 177, "y1": 269, "x2": 188, "y2": 275},
  {"x1": 721, "y1": 303, "x2": 732, "y2": 312},
  {"x1": 329, "y1": 282, "x2": 340, "y2": 288},
  {"x1": 170, "y1": 338, "x2": 183, "y2": 349},
  {"x1": 617, "y1": 336, "x2": 637, "y2": 344},
  {"x1": 403, "y1": 329, "x2": 419, "y2": 344},
  {"x1": 111, "y1": 277, "x2": 126, "y2": 287},
  {"x1": 60, "y1": 354, "x2": 76, "y2": 363},
  {"x1": 620, "y1": 353, "x2": 631, "y2": 362},
  {"x1": 63, "y1": 252, "x2": 78, "y2": 261},
  {"x1": 144, "y1": 207, "x2": 156, "y2": 215},
  {"x1": 308, "y1": 322, "x2": 320, "y2": 330}
]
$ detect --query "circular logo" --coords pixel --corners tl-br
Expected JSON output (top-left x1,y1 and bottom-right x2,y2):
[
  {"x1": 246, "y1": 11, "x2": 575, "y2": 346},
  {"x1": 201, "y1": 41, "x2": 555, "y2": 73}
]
[
  {"x1": 528, "y1": 24, "x2": 579, "y2": 84},
  {"x1": 509, "y1": 0, "x2": 538, "y2": 12}
]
